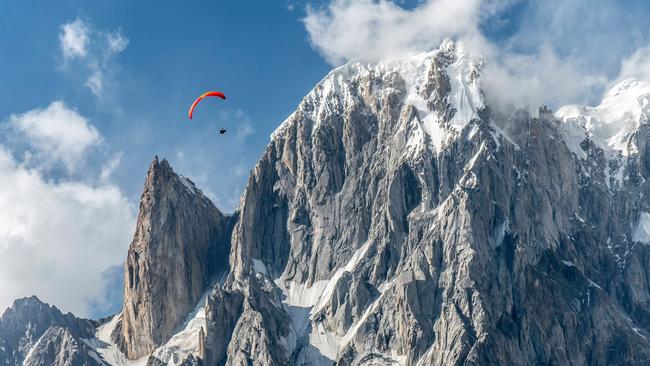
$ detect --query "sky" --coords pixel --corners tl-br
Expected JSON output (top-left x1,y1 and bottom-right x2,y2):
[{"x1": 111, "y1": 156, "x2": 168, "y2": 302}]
[{"x1": 2, "y1": 0, "x2": 650, "y2": 319}]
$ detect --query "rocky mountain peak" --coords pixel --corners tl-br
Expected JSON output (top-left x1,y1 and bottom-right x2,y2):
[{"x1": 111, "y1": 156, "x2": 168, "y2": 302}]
[
  {"x1": 556, "y1": 78, "x2": 650, "y2": 157},
  {"x1": 3, "y1": 296, "x2": 49, "y2": 316},
  {"x1": 271, "y1": 40, "x2": 485, "y2": 154},
  {"x1": 144, "y1": 156, "x2": 196, "y2": 195},
  {"x1": 0, "y1": 296, "x2": 95, "y2": 365},
  {"x1": 118, "y1": 157, "x2": 234, "y2": 360}
]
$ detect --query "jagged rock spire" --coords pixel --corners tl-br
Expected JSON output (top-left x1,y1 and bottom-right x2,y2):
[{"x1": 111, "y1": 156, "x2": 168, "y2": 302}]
[{"x1": 119, "y1": 157, "x2": 234, "y2": 359}]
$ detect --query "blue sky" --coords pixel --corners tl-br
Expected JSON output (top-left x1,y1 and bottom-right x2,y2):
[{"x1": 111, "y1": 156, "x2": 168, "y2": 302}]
[
  {"x1": 3, "y1": 0, "x2": 650, "y2": 318},
  {"x1": 0, "y1": 1, "x2": 331, "y2": 209}
]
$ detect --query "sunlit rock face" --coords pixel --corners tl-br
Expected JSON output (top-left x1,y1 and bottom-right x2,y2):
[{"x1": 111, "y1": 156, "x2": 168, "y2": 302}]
[{"x1": 118, "y1": 157, "x2": 233, "y2": 359}]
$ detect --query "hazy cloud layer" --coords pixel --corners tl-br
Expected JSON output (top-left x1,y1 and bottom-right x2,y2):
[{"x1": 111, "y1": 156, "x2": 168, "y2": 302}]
[
  {"x1": 618, "y1": 46, "x2": 650, "y2": 84},
  {"x1": 304, "y1": 0, "x2": 650, "y2": 109},
  {"x1": 0, "y1": 103, "x2": 135, "y2": 317}
]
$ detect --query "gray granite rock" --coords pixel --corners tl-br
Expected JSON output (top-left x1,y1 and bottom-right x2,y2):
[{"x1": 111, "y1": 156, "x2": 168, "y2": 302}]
[
  {"x1": 213, "y1": 42, "x2": 650, "y2": 365},
  {"x1": 0, "y1": 296, "x2": 96, "y2": 366},
  {"x1": 119, "y1": 157, "x2": 234, "y2": 359},
  {"x1": 22, "y1": 326, "x2": 103, "y2": 366}
]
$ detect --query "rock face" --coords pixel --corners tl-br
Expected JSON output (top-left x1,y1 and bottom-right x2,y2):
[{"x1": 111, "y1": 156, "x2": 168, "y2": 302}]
[
  {"x1": 22, "y1": 326, "x2": 102, "y2": 366},
  {"x1": 119, "y1": 157, "x2": 234, "y2": 359},
  {"x1": 202, "y1": 285, "x2": 244, "y2": 366},
  {"x1": 206, "y1": 40, "x2": 650, "y2": 365},
  {"x1": 0, "y1": 296, "x2": 96, "y2": 366}
]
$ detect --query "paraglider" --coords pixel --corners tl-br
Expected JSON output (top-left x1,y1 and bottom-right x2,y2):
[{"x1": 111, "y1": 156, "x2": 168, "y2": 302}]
[{"x1": 188, "y1": 91, "x2": 226, "y2": 120}]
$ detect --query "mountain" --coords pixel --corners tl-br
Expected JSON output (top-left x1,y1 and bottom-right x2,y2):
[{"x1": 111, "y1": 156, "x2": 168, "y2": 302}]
[
  {"x1": 0, "y1": 296, "x2": 99, "y2": 366},
  {"x1": 212, "y1": 40, "x2": 650, "y2": 365},
  {"x1": 2, "y1": 39, "x2": 650, "y2": 365},
  {"x1": 117, "y1": 157, "x2": 234, "y2": 360}
]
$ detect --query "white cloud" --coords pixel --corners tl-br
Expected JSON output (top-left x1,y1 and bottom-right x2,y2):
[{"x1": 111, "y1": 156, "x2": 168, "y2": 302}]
[
  {"x1": 0, "y1": 103, "x2": 135, "y2": 317},
  {"x1": 58, "y1": 18, "x2": 128, "y2": 98},
  {"x1": 617, "y1": 46, "x2": 650, "y2": 83},
  {"x1": 59, "y1": 19, "x2": 90, "y2": 60},
  {"x1": 85, "y1": 71, "x2": 105, "y2": 96},
  {"x1": 0, "y1": 156, "x2": 134, "y2": 319},
  {"x1": 303, "y1": 0, "x2": 650, "y2": 110},
  {"x1": 107, "y1": 31, "x2": 129, "y2": 53},
  {"x1": 0, "y1": 148, "x2": 134, "y2": 317},
  {"x1": 100, "y1": 152, "x2": 123, "y2": 183},
  {"x1": 8, "y1": 101, "x2": 101, "y2": 173},
  {"x1": 481, "y1": 45, "x2": 609, "y2": 111},
  {"x1": 304, "y1": 0, "x2": 482, "y2": 65}
]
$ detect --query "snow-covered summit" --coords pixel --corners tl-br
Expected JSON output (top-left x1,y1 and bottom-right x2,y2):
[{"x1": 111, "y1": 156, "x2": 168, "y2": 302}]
[
  {"x1": 271, "y1": 39, "x2": 485, "y2": 152},
  {"x1": 556, "y1": 78, "x2": 650, "y2": 157}
]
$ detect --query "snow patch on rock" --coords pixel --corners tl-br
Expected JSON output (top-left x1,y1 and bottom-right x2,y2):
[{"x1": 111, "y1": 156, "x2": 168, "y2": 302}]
[
  {"x1": 273, "y1": 239, "x2": 381, "y2": 363},
  {"x1": 252, "y1": 259, "x2": 269, "y2": 276},
  {"x1": 556, "y1": 78, "x2": 650, "y2": 158},
  {"x1": 89, "y1": 292, "x2": 208, "y2": 366},
  {"x1": 89, "y1": 314, "x2": 148, "y2": 366},
  {"x1": 151, "y1": 292, "x2": 207, "y2": 365},
  {"x1": 634, "y1": 212, "x2": 650, "y2": 244},
  {"x1": 444, "y1": 41, "x2": 484, "y2": 129},
  {"x1": 277, "y1": 280, "x2": 329, "y2": 308},
  {"x1": 177, "y1": 175, "x2": 196, "y2": 194}
]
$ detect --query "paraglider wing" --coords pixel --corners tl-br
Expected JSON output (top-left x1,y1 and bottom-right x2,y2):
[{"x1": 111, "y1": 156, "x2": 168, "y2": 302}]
[{"x1": 188, "y1": 91, "x2": 226, "y2": 119}]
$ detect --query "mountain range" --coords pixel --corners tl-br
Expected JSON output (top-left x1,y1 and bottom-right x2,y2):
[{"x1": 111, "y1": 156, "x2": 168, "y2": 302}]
[{"x1": 2, "y1": 40, "x2": 650, "y2": 365}]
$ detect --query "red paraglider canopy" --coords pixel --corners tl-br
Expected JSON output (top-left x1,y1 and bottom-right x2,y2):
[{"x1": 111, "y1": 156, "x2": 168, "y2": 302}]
[{"x1": 188, "y1": 91, "x2": 226, "y2": 119}]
